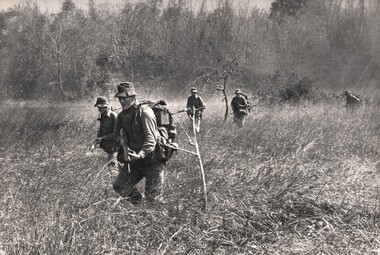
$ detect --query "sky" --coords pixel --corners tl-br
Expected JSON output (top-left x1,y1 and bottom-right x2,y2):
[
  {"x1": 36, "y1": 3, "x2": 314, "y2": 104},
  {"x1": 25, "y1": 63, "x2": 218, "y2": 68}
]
[{"x1": 0, "y1": 0, "x2": 272, "y2": 12}]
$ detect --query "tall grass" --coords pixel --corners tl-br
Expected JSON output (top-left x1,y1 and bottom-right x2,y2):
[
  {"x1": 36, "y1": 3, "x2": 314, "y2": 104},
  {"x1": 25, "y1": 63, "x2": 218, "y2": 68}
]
[{"x1": 0, "y1": 101, "x2": 379, "y2": 254}]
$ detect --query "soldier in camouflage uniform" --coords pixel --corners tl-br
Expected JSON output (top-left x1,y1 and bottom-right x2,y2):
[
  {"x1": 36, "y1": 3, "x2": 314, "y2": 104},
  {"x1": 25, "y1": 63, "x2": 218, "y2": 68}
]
[
  {"x1": 91, "y1": 96, "x2": 118, "y2": 161},
  {"x1": 110, "y1": 82, "x2": 165, "y2": 204},
  {"x1": 344, "y1": 90, "x2": 361, "y2": 112},
  {"x1": 186, "y1": 87, "x2": 206, "y2": 133},
  {"x1": 231, "y1": 89, "x2": 249, "y2": 127}
]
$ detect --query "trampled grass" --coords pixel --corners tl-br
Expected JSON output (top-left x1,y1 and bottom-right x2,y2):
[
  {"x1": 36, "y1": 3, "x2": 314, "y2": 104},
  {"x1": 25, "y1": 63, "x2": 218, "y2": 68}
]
[{"x1": 0, "y1": 100, "x2": 379, "y2": 254}]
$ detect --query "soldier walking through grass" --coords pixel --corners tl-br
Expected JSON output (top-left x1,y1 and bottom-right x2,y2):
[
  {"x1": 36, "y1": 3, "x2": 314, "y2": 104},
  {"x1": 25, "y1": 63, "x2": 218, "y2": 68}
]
[
  {"x1": 110, "y1": 82, "x2": 165, "y2": 205},
  {"x1": 231, "y1": 89, "x2": 249, "y2": 127},
  {"x1": 90, "y1": 96, "x2": 118, "y2": 161},
  {"x1": 186, "y1": 87, "x2": 206, "y2": 133},
  {"x1": 344, "y1": 90, "x2": 361, "y2": 112}
]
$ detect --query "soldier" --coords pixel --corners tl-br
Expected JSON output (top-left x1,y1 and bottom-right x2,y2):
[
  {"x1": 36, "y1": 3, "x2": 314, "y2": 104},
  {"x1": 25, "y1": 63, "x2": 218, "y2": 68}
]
[
  {"x1": 231, "y1": 89, "x2": 249, "y2": 127},
  {"x1": 110, "y1": 82, "x2": 165, "y2": 205},
  {"x1": 90, "y1": 96, "x2": 118, "y2": 162},
  {"x1": 344, "y1": 90, "x2": 361, "y2": 112},
  {"x1": 186, "y1": 87, "x2": 206, "y2": 133}
]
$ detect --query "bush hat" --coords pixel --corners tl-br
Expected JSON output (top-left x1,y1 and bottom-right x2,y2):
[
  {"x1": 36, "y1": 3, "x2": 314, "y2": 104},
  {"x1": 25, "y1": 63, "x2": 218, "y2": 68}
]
[
  {"x1": 235, "y1": 89, "x2": 242, "y2": 94},
  {"x1": 115, "y1": 82, "x2": 137, "y2": 97},
  {"x1": 94, "y1": 96, "x2": 110, "y2": 107},
  {"x1": 190, "y1": 87, "x2": 198, "y2": 93}
]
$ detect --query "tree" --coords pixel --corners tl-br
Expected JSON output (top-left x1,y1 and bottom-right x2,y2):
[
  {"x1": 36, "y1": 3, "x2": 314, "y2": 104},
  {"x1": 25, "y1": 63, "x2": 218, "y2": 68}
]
[
  {"x1": 46, "y1": 0, "x2": 84, "y2": 99},
  {"x1": 208, "y1": 58, "x2": 240, "y2": 121},
  {"x1": 3, "y1": 4, "x2": 46, "y2": 99}
]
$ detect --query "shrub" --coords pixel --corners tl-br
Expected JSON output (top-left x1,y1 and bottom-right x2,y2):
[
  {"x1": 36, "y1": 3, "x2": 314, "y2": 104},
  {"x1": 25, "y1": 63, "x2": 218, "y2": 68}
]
[{"x1": 280, "y1": 74, "x2": 313, "y2": 103}]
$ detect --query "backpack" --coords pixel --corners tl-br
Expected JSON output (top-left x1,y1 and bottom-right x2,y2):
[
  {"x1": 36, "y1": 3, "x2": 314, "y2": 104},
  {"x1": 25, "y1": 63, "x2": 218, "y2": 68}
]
[
  {"x1": 241, "y1": 93, "x2": 251, "y2": 112},
  {"x1": 139, "y1": 100, "x2": 177, "y2": 163}
]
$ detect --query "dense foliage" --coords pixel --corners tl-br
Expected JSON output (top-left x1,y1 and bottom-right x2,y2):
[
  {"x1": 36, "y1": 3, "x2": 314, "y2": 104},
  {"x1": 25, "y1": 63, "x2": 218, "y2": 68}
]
[{"x1": 0, "y1": 0, "x2": 379, "y2": 101}]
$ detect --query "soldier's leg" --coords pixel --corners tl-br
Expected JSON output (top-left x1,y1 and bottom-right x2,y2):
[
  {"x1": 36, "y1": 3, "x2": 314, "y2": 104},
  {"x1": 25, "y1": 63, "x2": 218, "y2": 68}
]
[
  {"x1": 233, "y1": 114, "x2": 239, "y2": 124},
  {"x1": 240, "y1": 115, "x2": 246, "y2": 127},
  {"x1": 143, "y1": 163, "x2": 165, "y2": 203},
  {"x1": 124, "y1": 162, "x2": 145, "y2": 204},
  {"x1": 113, "y1": 163, "x2": 144, "y2": 204},
  {"x1": 112, "y1": 164, "x2": 129, "y2": 196},
  {"x1": 188, "y1": 114, "x2": 194, "y2": 129},
  {"x1": 195, "y1": 117, "x2": 201, "y2": 133}
]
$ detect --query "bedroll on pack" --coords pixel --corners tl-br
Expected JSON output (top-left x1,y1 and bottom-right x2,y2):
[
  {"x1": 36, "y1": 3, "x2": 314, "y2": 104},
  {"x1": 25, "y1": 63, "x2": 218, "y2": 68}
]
[{"x1": 140, "y1": 100, "x2": 178, "y2": 162}]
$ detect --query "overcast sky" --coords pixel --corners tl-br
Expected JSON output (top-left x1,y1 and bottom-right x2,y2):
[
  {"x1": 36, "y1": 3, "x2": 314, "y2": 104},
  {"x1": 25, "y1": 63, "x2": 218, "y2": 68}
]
[{"x1": 0, "y1": 0, "x2": 272, "y2": 12}]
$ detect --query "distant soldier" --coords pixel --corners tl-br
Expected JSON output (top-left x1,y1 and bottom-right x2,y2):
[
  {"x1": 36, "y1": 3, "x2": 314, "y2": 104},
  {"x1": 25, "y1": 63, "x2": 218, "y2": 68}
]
[
  {"x1": 186, "y1": 87, "x2": 206, "y2": 133},
  {"x1": 344, "y1": 90, "x2": 361, "y2": 112},
  {"x1": 90, "y1": 96, "x2": 118, "y2": 161},
  {"x1": 231, "y1": 89, "x2": 249, "y2": 127}
]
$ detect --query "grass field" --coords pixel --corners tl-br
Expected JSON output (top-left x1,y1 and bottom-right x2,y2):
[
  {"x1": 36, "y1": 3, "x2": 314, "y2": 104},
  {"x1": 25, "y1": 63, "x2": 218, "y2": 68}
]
[{"x1": 0, "y1": 99, "x2": 379, "y2": 254}]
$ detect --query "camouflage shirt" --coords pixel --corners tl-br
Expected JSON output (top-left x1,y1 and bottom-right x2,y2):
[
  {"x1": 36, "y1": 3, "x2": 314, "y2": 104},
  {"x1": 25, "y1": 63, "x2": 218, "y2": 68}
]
[
  {"x1": 114, "y1": 102, "x2": 158, "y2": 161},
  {"x1": 186, "y1": 95, "x2": 206, "y2": 111},
  {"x1": 231, "y1": 95, "x2": 248, "y2": 113},
  {"x1": 346, "y1": 94, "x2": 361, "y2": 105},
  {"x1": 97, "y1": 110, "x2": 118, "y2": 153}
]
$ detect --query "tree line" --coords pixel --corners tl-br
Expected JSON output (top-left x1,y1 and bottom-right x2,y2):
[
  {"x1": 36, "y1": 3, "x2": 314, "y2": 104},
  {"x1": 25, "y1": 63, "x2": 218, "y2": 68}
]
[{"x1": 0, "y1": 0, "x2": 379, "y2": 101}]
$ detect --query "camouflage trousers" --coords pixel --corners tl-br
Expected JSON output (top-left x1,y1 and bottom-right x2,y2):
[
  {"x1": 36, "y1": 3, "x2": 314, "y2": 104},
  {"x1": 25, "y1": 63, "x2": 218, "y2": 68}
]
[
  {"x1": 113, "y1": 161, "x2": 165, "y2": 204},
  {"x1": 233, "y1": 113, "x2": 246, "y2": 127}
]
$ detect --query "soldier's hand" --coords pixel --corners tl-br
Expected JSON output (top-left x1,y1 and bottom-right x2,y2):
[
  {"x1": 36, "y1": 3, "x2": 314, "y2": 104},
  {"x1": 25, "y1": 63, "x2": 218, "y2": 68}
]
[
  {"x1": 107, "y1": 159, "x2": 117, "y2": 167},
  {"x1": 128, "y1": 152, "x2": 141, "y2": 162},
  {"x1": 95, "y1": 138, "x2": 102, "y2": 144},
  {"x1": 89, "y1": 144, "x2": 95, "y2": 152}
]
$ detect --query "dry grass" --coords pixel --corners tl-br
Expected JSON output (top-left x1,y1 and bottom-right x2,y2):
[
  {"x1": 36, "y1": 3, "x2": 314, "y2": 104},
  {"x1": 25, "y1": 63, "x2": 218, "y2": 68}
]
[{"x1": 0, "y1": 100, "x2": 379, "y2": 254}]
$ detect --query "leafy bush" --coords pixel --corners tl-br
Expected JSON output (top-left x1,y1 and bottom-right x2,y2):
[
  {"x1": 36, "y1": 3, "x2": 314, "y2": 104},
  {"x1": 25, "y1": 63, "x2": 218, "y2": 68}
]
[{"x1": 280, "y1": 74, "x2": 313, "y2": 103}]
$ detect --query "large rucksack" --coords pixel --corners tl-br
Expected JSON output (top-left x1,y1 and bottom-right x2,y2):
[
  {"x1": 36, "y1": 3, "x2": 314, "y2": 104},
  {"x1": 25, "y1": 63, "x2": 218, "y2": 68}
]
[
  {"x1": 139, "y1": 100, "x2": 177, "y2": 162},
  {"x1": 241, "y1": 93, "x2": 251, "y2": 112}
]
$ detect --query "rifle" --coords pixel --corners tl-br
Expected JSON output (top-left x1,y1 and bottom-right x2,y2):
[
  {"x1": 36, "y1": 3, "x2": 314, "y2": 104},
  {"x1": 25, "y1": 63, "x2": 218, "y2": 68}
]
[
  {"x1": 173, "y1": 109, "x2": 188, "y2": 115},
  {"x1": 118, "y1": 129, "x2": 141, "y2": 172}
]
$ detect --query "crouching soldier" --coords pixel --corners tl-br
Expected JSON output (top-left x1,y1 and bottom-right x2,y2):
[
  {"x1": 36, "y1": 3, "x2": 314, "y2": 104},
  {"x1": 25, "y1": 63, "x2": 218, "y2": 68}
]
[
  {"x1": 110, "y1": 82, "x2": 165, "y2": 205},
  {"x1": 344, "y1": 90, "x2": 361, "y2": 112},
  {"x1": 90, "y1": 96, "x2": 118, "y2": 161},
  {"x1": 231, "y1": 89, "x2": 249, "y2": 127},
  {"x1": 186, "y1": 87, "x2": 206, "y2": 133}
]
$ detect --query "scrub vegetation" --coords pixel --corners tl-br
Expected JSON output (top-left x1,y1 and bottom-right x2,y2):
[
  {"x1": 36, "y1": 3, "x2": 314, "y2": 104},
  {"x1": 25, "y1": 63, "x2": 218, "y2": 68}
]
[{"x1": 0, "y1": 97, "x2": 379, "y2": 254}]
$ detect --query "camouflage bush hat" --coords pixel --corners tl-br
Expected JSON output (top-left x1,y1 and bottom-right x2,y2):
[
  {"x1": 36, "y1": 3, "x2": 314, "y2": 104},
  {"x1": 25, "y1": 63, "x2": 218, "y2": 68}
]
[
  {"x1": 235, "y1": 89, "x2": 242, "y2": 94},
  {"x1": 115, "y1": 82, "x2": 137, "y2": 97},
  {"x1": 94, "y1": 96, "x2": 110, "y2": 107},
  {"x1": 190, "y1": 87, "x2": 198, "y2": 93}
]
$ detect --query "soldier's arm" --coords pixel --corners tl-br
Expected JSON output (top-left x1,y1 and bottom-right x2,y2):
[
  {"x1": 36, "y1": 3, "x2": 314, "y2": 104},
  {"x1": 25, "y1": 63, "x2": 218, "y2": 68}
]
[
  {"x1": 198, "y1": 97, "x2": 206, "y2": 110},
  {"x1": 139, "y1": 107, "x2": 158, "y2": 159},
  {"x1": 100, "y1": 112, "x2": 118, "y2": 141},
  {"x1": 111, "y1": 114, "x2": 123, "y2": 154},
  {"x1": 231, "y1": 97, "x2": 235, "y2": 107},
  {"x1": 352, "y1": 95, "x2": 361, "y2": 102},
  {"x1": 96, "y1": 120, "x2": 102, "y2": 138},
  {"x1": 186, "y1": 97, "x2": 191, "y2": 109}
]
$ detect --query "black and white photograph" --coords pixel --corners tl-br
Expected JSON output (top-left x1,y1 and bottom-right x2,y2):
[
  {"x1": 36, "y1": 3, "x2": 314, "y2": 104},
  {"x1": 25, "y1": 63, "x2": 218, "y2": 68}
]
[{"x1": 0, "y1": 0, "x2": 379, "y2": 254}]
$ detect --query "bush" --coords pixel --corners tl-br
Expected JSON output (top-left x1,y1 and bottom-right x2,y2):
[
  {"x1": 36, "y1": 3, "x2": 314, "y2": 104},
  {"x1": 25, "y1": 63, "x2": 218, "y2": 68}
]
[{"x1": 280, "y1": 74, "x2": 313, "y2": 103}]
